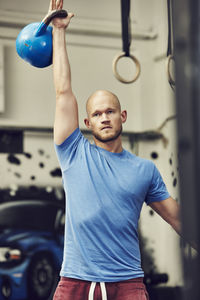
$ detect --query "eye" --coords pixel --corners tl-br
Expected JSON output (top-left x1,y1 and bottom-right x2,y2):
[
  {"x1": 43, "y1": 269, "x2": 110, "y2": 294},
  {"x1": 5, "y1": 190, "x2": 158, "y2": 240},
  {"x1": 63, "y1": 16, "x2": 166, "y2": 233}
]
[
  {"x1": 107, "y1": 110, "x2": 113, "y2": 114},
  {"x1": 93, "y1": 112, "x2": 100, "y2": 117}
]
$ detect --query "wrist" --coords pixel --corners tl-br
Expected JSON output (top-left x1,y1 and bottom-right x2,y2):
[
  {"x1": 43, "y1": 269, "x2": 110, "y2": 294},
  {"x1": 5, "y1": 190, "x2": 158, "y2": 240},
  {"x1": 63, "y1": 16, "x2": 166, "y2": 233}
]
[{"x1": 52, "y1": 26, "x2": 66, "y2": 34}]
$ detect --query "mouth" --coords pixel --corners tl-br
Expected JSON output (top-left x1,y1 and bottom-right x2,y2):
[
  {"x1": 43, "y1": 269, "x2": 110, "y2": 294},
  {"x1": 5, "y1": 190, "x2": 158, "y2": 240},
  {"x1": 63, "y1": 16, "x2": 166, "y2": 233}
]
[{"x1": 101, "y1": 126, "x2": 112, "y2": 131}]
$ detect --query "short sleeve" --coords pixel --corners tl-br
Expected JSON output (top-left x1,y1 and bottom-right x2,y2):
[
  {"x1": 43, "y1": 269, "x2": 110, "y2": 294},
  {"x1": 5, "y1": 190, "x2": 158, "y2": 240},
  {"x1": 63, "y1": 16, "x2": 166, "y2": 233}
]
[
  {"x1": 54, "y1": 128, "x2": 83, "y2": 171},
  {"x1": 145, "y1": 164, "x2": 170, "y2": 205}
]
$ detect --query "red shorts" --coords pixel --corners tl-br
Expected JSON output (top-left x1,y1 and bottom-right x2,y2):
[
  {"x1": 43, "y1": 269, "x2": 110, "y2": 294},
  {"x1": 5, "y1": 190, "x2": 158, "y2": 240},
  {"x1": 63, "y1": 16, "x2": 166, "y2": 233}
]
[{"x1": 53, "y1": 276, "x2": 149, "y2": 300}]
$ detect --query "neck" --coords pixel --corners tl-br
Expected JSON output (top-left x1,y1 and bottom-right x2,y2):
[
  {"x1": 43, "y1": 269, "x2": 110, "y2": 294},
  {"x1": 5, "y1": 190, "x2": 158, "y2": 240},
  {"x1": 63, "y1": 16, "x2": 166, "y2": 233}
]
[{"x1": 93, "y1": 136, "x2": 123, "y2": 153}]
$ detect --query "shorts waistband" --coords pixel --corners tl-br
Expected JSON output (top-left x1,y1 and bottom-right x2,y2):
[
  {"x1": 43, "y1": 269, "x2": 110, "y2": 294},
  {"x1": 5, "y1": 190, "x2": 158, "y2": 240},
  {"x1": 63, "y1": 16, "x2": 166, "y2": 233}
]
[{"x1": 60, "y1": 276, "x2": 144, "y2": 284}]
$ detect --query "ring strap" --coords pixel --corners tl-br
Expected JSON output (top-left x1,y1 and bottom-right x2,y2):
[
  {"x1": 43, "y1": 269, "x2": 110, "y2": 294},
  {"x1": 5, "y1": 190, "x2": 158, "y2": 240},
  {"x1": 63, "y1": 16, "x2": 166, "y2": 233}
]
[
  {"x1": 121, "y1": 0, "x2": 131, "y2": 57},
  {"x1": 166, "y1": 0, "x2": 175, "y2": 87},
  {"x1": 167, "y1": 0, "x2": 173, "y2": 57},
  {"x1": 113, "y1": 1, "x2": 140, "y2": 83}
]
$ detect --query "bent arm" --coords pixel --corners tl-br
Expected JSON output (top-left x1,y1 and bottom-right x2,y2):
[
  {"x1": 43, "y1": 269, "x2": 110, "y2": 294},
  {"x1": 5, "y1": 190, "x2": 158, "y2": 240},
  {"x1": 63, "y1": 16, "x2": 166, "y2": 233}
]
[
  {"x1": 52, "y1": 18, "x2": 78, "y2": 145},
  {"x1": 149, "y1": 197, "x2": 181, "y2": 235}
]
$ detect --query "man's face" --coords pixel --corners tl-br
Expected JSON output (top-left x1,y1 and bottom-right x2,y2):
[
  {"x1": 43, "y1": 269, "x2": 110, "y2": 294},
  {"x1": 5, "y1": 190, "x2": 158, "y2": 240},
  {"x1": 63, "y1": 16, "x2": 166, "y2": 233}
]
[{"x1": 84, "y1": 91, "x2": 127, "y2": 143}]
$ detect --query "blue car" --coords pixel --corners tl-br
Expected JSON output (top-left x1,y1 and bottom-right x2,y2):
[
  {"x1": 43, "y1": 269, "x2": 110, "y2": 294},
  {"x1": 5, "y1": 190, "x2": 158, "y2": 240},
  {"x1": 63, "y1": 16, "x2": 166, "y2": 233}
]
[{"x1": 0, "y1": 200, "x2": 65, "y2": 300}]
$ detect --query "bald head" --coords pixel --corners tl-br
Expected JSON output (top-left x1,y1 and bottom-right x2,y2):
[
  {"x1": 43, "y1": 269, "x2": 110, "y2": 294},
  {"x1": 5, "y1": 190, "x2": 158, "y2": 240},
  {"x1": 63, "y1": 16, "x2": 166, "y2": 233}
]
[{"x1": 86, "y1": 90, "x2": 121, "y2": 116}]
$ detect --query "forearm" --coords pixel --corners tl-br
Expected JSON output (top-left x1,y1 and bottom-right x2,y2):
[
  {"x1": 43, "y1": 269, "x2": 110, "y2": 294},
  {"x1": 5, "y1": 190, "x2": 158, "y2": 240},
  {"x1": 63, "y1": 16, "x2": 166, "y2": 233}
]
[
  {"x1": 170, "y1": 218, "x2": 182, "y2": 236},
  {"x1": 52, "y1": 27, "x2": 72, "y2": 95}
]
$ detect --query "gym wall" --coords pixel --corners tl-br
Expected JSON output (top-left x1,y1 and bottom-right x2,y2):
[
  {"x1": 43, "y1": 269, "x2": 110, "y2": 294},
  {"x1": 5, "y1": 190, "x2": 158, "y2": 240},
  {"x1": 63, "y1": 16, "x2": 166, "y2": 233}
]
[{"x1": 0, "y1": 0, "x2": 182, "y2": 289}]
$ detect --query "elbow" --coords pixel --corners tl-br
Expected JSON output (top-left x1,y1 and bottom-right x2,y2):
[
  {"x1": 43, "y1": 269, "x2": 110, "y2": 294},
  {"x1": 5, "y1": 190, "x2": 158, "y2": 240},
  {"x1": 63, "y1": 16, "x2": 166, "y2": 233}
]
[
  {"x1": 55, "y1": 86, "x2": 73, "y2": 98},
  {"x1": 54, "y1": 77, "x2": 72, "y2": 97},
  {"x1": 56, "y1": 89, "x2": 68, "y2": 98}
]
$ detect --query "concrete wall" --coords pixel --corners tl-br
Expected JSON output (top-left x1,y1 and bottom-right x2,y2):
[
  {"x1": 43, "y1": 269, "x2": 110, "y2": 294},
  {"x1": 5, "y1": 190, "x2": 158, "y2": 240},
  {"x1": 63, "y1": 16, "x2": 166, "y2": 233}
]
[{"x1": 0, "y1": 0, "x2": 182, "y2": 287}]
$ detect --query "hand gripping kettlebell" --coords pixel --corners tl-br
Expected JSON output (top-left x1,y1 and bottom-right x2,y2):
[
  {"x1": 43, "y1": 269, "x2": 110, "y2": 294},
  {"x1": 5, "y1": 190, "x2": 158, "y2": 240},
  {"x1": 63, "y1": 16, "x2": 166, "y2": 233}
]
[{"x1": 16, "y1": 10, "x2": 68, "y2": 68}]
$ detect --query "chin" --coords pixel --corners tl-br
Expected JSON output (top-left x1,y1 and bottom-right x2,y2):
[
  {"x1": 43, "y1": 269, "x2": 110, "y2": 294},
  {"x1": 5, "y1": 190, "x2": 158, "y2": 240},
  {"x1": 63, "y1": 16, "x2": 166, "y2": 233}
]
[
  {"x1": 101, "y1": 135, "x2": 114, "y2": 141},
  {"x1": 92, "y1": 126, "x2": 122, "y2": 143},
  {"x1": 93, "y1": 131, "x2": 121, "y2": 143}
]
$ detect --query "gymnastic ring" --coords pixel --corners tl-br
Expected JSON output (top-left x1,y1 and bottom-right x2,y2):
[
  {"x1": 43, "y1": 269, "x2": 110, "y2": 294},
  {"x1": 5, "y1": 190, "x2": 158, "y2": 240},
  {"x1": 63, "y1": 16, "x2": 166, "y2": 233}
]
[
  {"x1": 112, "y1": 52, "x2": 141, "y2": 84},
  {"x1": 167, "y1": 54, "x2": 175, "y2": 86}
]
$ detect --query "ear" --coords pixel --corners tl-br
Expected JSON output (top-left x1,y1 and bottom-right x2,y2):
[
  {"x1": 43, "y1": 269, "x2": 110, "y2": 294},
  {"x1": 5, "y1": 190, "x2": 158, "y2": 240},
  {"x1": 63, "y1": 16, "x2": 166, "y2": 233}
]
[
  {"x1": 121, "y1": 110, "x2": 127, "y2": 123},
  {"x1": 84, "y1": 118, "x2": 91, "y2": 129}
]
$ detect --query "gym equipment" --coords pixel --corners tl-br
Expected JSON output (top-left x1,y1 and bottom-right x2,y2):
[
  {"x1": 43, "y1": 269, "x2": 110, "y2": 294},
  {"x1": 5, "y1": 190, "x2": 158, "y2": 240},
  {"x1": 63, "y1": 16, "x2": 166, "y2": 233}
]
[
  {"x1": 113, "y1": 0, "x2": 140, "y2": 84},
  {"x1": 16, "y1": 10, "x2": 68, "y2": 68}
]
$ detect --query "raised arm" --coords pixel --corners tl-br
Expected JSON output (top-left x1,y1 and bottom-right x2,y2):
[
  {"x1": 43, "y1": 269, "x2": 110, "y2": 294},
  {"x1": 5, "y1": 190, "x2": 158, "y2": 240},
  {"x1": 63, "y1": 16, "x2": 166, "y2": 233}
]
[{"x1": 50, "y1": 0, "x2": 78, "y2": 144}]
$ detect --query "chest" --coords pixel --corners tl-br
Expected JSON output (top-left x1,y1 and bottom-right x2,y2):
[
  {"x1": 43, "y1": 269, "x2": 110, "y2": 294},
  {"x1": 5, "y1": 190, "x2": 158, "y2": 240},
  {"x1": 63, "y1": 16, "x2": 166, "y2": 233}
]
[{"x1": 66, "y1": 150, "x2": 151, "y2": 206}]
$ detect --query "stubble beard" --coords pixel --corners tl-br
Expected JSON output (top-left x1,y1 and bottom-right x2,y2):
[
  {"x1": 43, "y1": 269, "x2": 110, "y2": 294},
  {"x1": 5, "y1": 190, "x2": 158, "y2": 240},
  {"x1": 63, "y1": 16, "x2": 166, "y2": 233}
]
[{"x1": 92, "y1": 125, "x2": 122, "y2": 143}]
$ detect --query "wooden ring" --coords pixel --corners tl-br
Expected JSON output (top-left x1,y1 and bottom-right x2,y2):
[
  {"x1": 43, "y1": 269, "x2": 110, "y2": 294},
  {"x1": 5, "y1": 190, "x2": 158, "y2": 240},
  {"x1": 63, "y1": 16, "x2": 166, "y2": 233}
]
[
  {"x1": 167, "y1": 54, "x2": 175, "y2": 86},
  {"x1": 112, "y1": 52, "x2": 141, "y2": 84}
]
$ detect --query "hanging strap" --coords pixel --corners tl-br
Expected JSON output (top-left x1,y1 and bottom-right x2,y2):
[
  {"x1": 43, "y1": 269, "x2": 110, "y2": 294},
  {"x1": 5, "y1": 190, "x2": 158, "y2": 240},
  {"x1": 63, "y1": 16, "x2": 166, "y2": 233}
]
[
  {"x1": 166, "y1": 0, "x2": 175, "y2": 88},
  {"x1": 121, "y1": 0, "x2": 131, "y2": 57},
  {"x1": 167, "y1": 0, "x2": 173, "y2": 56},
  {"x1": 112, "y1": 0, "x2": 141, "y2": 84}
]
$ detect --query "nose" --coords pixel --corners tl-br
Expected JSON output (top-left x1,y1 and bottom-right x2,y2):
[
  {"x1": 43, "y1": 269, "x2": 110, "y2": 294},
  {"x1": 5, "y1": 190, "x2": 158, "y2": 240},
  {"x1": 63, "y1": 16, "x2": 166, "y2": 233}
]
[{"x1": 101, "y1": 113, "x2": 110, "y2": 123}]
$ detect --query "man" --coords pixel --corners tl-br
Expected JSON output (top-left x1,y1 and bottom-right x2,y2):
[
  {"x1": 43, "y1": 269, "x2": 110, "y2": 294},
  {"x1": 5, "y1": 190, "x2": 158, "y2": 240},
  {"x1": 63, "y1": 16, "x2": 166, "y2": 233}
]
[{"x1": 51, "y1": 0, "x2": 181, "y2": 299}]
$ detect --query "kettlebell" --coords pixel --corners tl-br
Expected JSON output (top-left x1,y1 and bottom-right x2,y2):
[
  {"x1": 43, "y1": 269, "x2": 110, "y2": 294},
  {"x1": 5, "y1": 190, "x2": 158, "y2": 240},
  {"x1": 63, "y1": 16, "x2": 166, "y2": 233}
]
[{"x1": 16, "y1": 10, "x2": 68, "y2": 68}]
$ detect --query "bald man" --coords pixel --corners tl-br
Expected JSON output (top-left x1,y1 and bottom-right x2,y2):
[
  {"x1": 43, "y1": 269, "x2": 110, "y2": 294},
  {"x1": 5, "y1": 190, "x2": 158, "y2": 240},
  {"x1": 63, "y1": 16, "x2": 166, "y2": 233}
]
[
  {"x1": 84, "y1": 90, "x2": 127, "y2": 151},
  {"x1": 51, "y1": 1, "x2": 181, "y2": 299}
]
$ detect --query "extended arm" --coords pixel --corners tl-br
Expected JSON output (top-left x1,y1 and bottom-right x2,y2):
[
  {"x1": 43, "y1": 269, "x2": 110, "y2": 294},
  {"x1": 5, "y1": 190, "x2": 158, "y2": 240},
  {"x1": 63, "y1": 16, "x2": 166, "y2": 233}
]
[
  {"x1": 149, "y1": 197, "x2": 181, "y2": 235},
  {"x1": 149, "y1": 197, "x2": 198, "y2": 250},
  {"x1": 50, "y1": 0, "x2": 78, "y2": 144}
]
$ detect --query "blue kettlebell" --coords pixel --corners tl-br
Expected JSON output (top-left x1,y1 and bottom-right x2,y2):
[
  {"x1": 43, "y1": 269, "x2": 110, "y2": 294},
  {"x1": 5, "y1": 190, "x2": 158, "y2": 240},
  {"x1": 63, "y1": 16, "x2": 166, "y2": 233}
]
[{"x1": 16, "y1": 10, "x2": 68, "y2": 68}]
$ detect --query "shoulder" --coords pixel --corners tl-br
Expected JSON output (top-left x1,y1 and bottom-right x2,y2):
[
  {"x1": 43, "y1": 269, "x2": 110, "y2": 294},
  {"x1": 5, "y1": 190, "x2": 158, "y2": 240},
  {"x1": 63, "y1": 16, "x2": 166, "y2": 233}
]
[
  {"x1": 55, "y1": 128, "x2": 82, "y2": 148},
  {"x1": 55, "y1": 128, "x2": 91, "y2": 152},
  {"x1": 54, "y1": 128, "x2": 91, "y2": 171},
  {"x1": 124, "y1": 150, "x2": 154, "y2": 167},
  {"x1": 123, "y1": 151, "x2": 157, "y2": 182},
  {"x1": 54, "y1": 128, "x2": 91, "y2": 160}
]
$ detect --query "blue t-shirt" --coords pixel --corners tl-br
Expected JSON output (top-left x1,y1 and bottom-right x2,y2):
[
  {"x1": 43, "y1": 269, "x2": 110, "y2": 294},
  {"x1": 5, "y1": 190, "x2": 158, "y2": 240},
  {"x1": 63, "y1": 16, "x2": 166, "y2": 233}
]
[{"x1": 55, "y1": 128, "x2": 170, "y2": 282}]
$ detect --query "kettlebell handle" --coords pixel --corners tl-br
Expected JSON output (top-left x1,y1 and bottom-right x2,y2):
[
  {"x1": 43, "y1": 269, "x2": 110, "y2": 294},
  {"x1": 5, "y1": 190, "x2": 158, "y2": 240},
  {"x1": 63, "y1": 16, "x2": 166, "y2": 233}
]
[
  {"x1": 42, "y1": 9, "x2": 68, "y2": 26},
  {"x1": 36, "y1": 9, "x2": 68, "y2": 37}
]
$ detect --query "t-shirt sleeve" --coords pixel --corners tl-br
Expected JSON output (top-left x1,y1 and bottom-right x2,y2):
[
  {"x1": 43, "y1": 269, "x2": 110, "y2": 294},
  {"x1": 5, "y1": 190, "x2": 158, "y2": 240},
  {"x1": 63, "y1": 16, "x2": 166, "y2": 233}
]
[
  {"x1": 54, "y1": 128, "x2": 83, "y2": 172},
  {"x1": 145, "y1": 163, "x2": 170, "y2": 205}
]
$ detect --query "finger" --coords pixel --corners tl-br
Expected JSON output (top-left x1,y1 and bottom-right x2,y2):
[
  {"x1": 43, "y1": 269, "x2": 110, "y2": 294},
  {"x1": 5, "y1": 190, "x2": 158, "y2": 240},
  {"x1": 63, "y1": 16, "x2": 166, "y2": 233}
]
[
  {"x1": 56, "y1": 0, "x2": 63, "y2": 10},
  {"x1": 68, "y1": 12, "x2": 74, "y2": 19},
  {"x1": 48, "y1": 0, "x2": 52, "y2": 12},
  {"x1": 49, "y1": 0, "x2": 56, "y2": 11}
]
